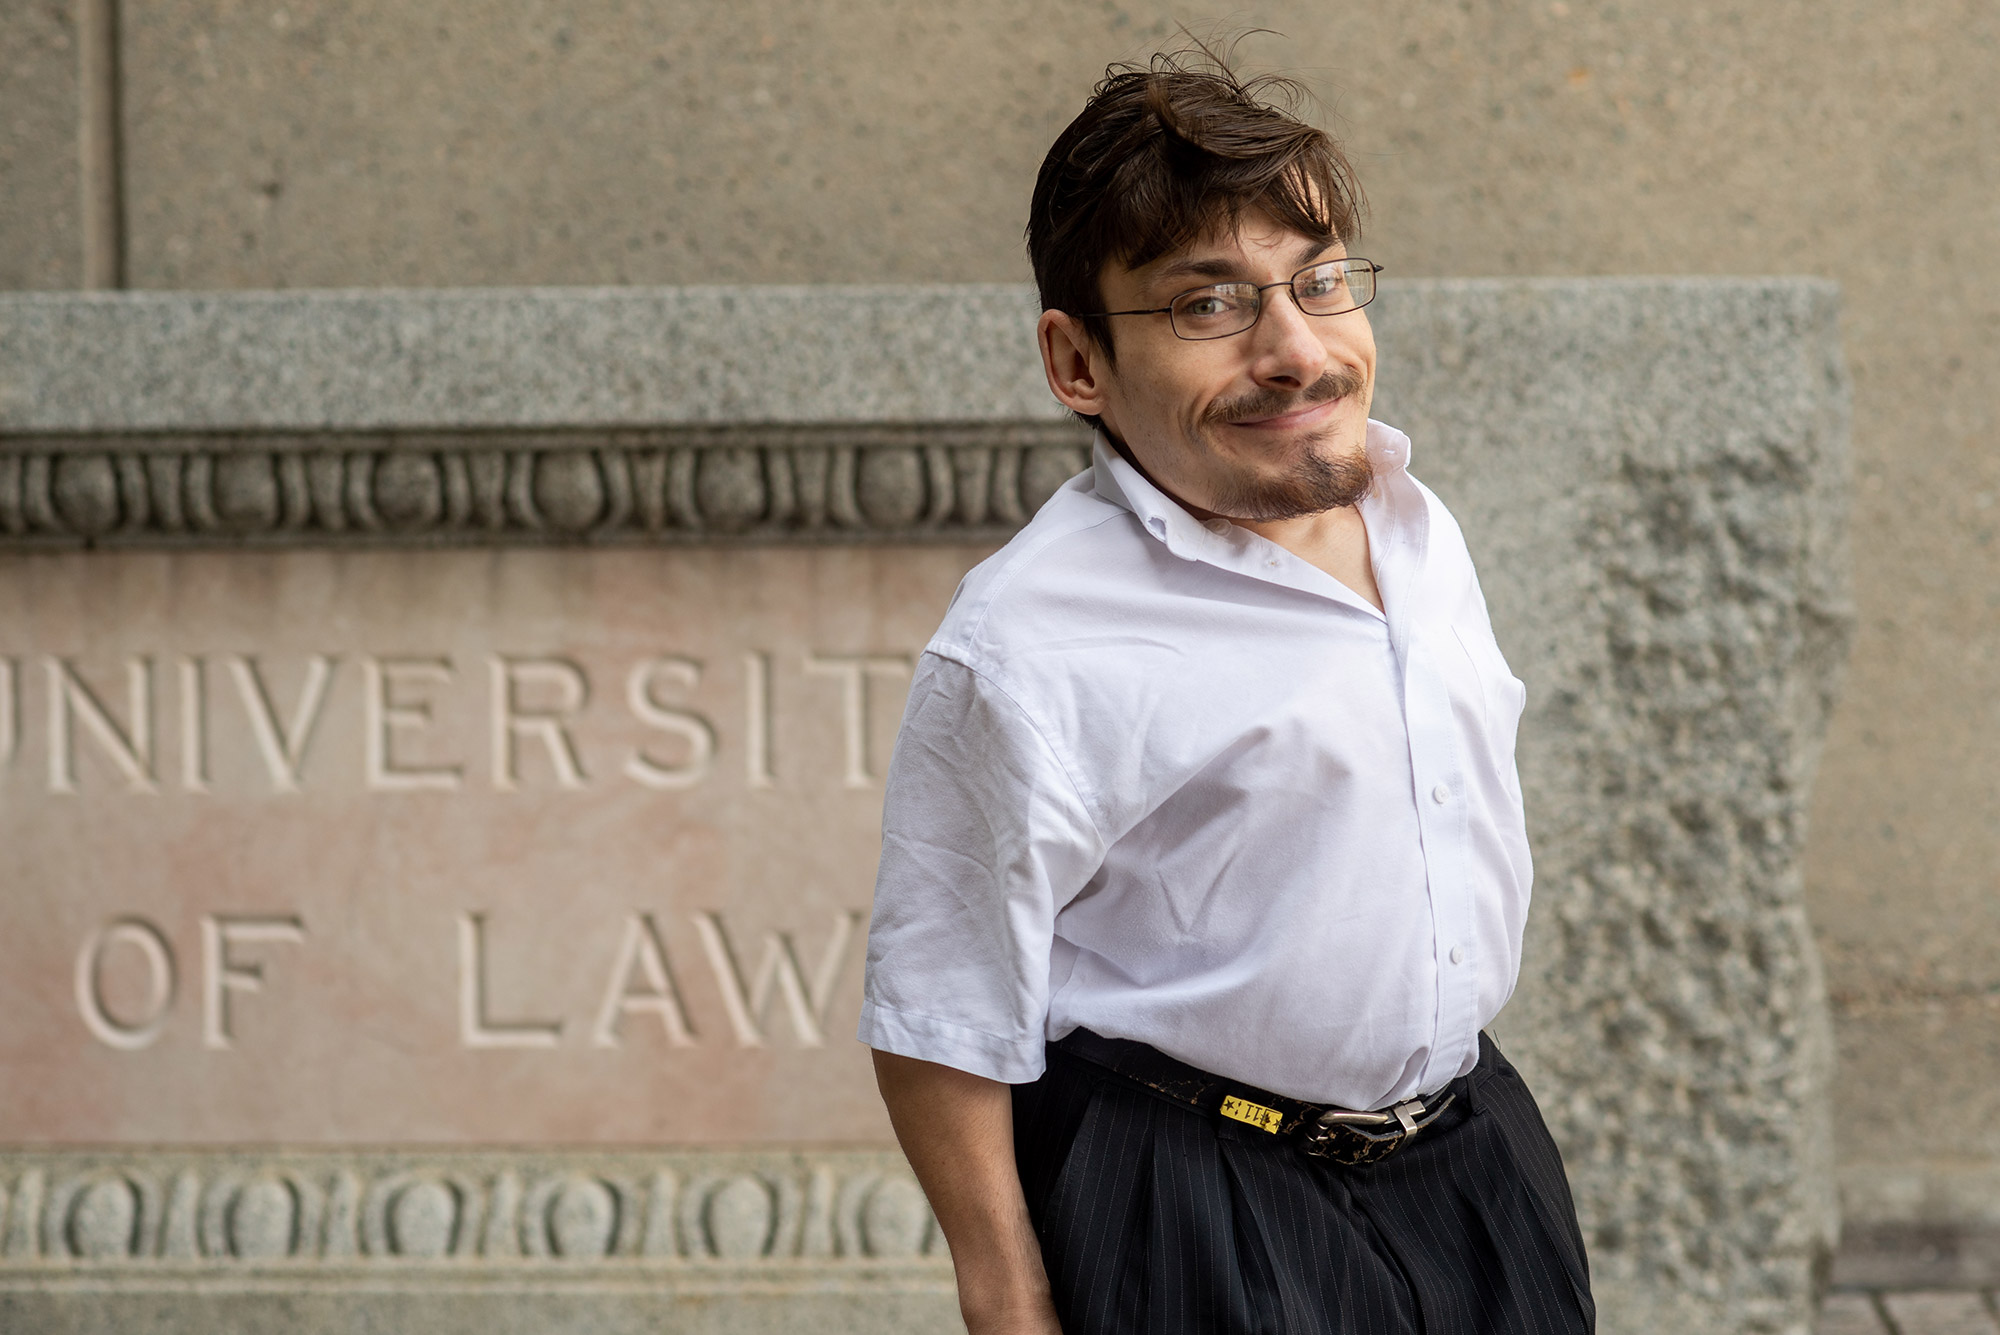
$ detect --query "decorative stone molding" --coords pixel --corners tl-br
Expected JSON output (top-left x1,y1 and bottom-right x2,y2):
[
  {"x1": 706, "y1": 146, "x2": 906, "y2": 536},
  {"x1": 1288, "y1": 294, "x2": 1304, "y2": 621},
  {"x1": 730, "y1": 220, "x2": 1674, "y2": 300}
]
[
  {"x1": 0, "y1": 426, "x2": 1091, "y2": 548},
  {"x1": 0, "y1": 1151, "x2": 944, "y2": 1267}
]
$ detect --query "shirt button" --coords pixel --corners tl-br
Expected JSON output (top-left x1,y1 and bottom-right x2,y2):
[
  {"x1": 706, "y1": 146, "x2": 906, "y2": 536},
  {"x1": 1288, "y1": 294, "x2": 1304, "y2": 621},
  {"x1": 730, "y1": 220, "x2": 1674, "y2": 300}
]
[
  {"x1": 1431, "y1": 783, "x2": 1450, "y2": 803},
  {"x1": 1450, "y1": 945, "x2": 1466, "y2": 965},
  {"x1": 1205, "y1": 518, "x2": 1229, "y2": 533}
]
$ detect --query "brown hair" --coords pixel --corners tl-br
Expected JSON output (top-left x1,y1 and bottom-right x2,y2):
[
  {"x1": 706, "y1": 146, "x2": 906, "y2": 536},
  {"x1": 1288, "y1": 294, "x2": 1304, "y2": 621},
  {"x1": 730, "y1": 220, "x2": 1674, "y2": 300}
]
[{"x1": 1026, "y1": 47, "x2": 1366, "y2": 364}]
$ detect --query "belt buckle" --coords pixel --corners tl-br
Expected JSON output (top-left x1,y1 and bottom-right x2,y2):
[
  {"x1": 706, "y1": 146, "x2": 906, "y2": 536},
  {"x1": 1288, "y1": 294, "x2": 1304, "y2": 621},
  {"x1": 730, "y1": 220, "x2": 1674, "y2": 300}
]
[{"x1": 1301, "y1": 1094, "x2": 1453, "y2": 1165}]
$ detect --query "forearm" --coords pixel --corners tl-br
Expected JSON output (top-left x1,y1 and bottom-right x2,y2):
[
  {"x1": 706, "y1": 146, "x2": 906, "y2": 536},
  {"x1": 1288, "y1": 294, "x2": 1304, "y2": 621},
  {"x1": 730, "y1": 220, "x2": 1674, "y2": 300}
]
[{"x1": 872, "y1": 1049, "x2": 1061, "y2": 1334}]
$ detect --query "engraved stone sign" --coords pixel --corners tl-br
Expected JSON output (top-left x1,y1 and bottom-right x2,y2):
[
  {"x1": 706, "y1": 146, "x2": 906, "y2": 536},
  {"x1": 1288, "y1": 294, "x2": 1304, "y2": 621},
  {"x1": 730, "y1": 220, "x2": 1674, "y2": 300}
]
[{"x1": 0, "y1": 544, "x2": 997, "y2": 1144}]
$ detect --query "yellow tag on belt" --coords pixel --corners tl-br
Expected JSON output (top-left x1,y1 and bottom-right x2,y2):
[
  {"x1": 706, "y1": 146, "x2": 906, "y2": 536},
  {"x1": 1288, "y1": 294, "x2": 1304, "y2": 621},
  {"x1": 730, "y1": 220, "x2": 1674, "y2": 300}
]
[{"x1": 1220, "y1": 1095, "x2": 1285, "y2": 1134}]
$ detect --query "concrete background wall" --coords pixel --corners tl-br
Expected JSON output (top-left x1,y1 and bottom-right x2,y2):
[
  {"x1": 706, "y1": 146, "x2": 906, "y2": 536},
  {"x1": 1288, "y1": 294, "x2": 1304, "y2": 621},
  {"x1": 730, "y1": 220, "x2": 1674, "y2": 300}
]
[{"x1": 4, "y1": 0, "x2": 1996, "y2": 1245}]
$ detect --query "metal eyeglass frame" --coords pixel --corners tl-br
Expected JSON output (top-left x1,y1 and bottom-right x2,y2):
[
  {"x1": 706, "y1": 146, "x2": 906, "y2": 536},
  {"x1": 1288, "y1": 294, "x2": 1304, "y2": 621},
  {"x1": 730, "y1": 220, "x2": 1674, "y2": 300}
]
[{"x1": 1076, "y1": 258, "x2": 1383, "y2": 341}]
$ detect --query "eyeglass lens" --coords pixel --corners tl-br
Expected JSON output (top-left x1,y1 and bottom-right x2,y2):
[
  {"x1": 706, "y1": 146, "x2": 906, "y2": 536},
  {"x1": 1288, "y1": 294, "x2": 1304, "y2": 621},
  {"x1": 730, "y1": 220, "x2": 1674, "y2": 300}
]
[{"x1": 1169, "y1": 259, "x2": 1376, "y2": 340}]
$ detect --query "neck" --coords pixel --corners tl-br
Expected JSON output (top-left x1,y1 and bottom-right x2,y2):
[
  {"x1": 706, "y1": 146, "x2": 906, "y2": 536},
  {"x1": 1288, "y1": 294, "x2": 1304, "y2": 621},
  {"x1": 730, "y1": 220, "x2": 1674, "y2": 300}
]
[{"x1": 1234, "y1": 504, "x2": 1371, "y2": 569}]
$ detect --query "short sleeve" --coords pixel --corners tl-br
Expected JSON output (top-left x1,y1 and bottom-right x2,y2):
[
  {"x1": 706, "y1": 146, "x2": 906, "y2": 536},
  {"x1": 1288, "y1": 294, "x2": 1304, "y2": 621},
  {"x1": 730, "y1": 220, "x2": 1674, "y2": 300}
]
[{"x1": 857, "y1": 652, "x2": 1105, "y2": 1083}]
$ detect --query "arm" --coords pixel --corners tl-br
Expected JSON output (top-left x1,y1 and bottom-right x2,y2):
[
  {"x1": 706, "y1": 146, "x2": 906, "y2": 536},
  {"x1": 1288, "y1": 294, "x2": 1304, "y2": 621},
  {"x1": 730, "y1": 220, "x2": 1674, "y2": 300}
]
[{"x1": 873, "y1": 1049, "x2": 1063, "y2": 1335}]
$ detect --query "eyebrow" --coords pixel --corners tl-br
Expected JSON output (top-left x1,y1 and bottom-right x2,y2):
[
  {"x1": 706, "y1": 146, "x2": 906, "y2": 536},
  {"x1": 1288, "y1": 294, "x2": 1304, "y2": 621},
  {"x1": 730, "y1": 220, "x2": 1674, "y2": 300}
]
[{"x1": 1149, "y1": 238, "x2": 1341, "y2": 291}]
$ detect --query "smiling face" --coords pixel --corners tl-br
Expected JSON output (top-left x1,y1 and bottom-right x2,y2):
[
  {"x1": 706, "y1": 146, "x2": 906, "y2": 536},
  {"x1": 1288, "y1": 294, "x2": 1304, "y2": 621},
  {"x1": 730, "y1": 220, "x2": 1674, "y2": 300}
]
[{"x1": 1041, "y1": 210, "x2": 1378, "y2": 521}]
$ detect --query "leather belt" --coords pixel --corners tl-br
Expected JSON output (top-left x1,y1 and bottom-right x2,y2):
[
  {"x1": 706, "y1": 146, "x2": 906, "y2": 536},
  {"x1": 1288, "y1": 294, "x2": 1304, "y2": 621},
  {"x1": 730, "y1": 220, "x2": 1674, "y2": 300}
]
[{"x1": 1054, "y1": 1027, "x2": 1457, "y2": 1166}]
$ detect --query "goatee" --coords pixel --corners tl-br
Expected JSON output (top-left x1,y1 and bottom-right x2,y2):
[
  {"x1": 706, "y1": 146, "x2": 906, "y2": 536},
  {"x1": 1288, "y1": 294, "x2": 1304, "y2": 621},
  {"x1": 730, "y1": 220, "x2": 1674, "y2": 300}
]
[{"x1": 1200, "y1": 368, "x2": 1374, "y2": 521}]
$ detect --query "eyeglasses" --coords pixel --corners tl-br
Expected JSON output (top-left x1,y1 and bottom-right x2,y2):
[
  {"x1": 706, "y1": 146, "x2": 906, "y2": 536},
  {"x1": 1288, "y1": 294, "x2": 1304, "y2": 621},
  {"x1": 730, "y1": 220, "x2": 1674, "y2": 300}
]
[{"x1": 1078, "y1": 258, "x2": 1382, "y2": 341}]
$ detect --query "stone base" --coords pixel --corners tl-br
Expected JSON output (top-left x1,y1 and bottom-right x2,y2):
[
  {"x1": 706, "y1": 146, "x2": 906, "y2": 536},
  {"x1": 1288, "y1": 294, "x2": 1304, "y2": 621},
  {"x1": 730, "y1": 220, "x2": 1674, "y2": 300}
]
[
  {"x1": 1834, "y1": 1225, "x2": 2000, "y2": 1291},
  {"x1": 1836, "y1": 1161, "x2": 2000, "y2": 1290},
  {"x1": 0, "y1": 1149, "x2": 956, "y2": 1334},
  {"x1": 0, "y1": 1272, "x2": 958, "y2": 1335}
]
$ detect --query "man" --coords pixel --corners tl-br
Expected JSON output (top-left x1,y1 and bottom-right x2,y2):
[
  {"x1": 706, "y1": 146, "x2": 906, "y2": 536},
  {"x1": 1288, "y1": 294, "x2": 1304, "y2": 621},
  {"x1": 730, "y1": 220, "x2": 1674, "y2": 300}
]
[{"x1": 858, "y1": 51, "x2": 1593, "y2": 1335}]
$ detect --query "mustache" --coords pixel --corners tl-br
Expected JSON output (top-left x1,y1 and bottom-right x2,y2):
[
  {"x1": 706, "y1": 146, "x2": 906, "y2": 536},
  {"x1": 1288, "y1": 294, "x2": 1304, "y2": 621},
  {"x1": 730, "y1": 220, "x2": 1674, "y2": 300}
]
[{"x1": 1202, "y1": 366, "x2": 1368, "y2": 428}]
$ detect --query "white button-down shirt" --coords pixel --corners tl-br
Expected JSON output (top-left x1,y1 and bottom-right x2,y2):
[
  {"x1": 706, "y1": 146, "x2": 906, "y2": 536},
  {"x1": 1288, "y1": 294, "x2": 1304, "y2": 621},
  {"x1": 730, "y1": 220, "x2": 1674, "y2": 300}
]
[{"x1": 858, "y1": 422, "x2": 1532, "y2": 1111}]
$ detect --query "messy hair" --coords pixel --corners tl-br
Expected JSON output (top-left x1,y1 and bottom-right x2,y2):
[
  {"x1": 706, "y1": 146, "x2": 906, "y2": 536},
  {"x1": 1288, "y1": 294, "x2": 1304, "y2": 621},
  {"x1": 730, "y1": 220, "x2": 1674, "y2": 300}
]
[{"x1": 1027, "y1": 44, "x2": 1366, "y2": 366}]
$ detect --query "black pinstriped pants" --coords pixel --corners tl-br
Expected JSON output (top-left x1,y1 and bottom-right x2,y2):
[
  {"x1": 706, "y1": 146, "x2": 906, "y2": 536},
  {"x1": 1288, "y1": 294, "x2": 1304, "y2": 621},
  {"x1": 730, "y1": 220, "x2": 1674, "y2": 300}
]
[{"x1": 1013, "y1": 1033, "x2": 1594, "y2": 1334}]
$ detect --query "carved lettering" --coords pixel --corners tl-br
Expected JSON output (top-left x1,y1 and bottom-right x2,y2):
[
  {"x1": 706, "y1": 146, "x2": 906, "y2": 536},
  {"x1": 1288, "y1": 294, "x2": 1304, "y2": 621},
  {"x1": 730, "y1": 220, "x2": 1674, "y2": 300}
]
[
  {"x1": 744, "y1": 651, "x2": 775, "y2": 789},
  {"x1": 201, "y1": 914, "x2": 307, "y2": 1049},
  {"x1": 457, "y1": 912, "x2": 564, "y2": 1048},
  {"x1": 693, "y1": 910, "x2": 861, "y2": 1049},
  {"x1": 489, "y1": 657, "x2": 588, "y2": 791},
  {"x1": 75, "y1": 918, "x2": 176, "y2": 1050},
  {"x1": 363, "y1": 657, "x2": 463, "y2": 792},
  {"x1": 47, "y1": 657, "x2": 157, "y2": 794},
  {"x1": 19, "y1": 646, "x2": 933, "y2": 796},
  {"x1": 227, "y1": 655, "x2": 336, "y2": 793},
  {"x1": 803, "y1": 654, "x2": 913, "y2": 788},
  {"x1": 624, "y1": 658, "x2": 715, "y2": 790},
  {"x1": 63, "y1": 908, "x2": 871, "y2": 1056},
  {"x1": 178, "y1": 657, "x2": 209, "y2": 793},
  {"x1": 590, "y1": 913, "x2": 696, "y2": 1048}
]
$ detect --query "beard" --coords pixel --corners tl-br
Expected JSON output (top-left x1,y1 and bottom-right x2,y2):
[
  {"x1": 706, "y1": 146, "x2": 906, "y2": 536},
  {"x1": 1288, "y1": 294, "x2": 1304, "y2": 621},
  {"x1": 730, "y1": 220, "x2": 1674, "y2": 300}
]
[{"x1": 1195, "y1": 367, "x2": 1374, "y2": 520}]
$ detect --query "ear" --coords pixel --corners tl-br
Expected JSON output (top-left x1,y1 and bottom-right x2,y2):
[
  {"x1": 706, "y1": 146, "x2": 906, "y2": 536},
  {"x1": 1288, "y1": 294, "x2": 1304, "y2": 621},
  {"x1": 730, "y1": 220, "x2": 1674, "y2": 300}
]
[{"x1": 1037, "y1": 310, "x2": 1110, "y2": 419}]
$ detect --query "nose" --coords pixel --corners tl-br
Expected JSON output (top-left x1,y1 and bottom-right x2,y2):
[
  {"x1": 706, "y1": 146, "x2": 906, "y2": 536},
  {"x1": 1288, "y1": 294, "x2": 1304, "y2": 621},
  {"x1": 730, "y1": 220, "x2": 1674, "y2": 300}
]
[{"x1": 1244, "y1": 286, "x2": 1330, "y2": 390}]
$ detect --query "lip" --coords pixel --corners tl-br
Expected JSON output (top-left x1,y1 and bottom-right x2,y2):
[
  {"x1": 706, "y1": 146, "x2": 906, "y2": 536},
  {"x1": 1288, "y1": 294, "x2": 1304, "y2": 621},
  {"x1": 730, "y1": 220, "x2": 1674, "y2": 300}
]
[{"x1": 1227, "y1": 396, "x2": 1343, "y2": 431}]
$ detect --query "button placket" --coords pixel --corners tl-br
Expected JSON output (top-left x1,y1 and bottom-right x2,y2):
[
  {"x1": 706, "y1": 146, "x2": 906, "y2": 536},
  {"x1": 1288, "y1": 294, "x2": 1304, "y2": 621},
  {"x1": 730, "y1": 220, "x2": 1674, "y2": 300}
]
[{"x1": 1405, "y1": 622, "x2": 1482, "y2": 1089}]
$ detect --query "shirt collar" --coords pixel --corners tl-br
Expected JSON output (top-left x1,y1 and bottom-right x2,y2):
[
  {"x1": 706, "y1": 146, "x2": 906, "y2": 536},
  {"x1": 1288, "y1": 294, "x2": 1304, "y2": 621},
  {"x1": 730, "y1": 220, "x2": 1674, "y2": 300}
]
[
  {"x1": 1362, "y1": 419, "x2": 1414, "y2": 476},
  {"x1": 1089, "y1": 433, "x2": 1214, "y2": 560}
]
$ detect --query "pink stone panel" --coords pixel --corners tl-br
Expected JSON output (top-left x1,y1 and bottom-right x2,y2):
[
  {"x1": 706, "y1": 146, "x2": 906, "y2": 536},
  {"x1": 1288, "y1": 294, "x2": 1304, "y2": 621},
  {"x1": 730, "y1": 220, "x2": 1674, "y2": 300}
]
[{"x1": 0, "y1": 545, "x2": 992, "y2": 1145}]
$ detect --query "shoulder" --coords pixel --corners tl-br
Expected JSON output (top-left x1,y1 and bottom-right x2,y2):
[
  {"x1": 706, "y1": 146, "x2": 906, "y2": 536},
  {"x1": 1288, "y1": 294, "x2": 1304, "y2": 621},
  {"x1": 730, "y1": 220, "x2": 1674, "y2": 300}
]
[
  {"x1": 1403, "y1": 471, "x2": 1482, "y2": 580},
  {"x1": 1407, "y1": 473, "x2": 1469, "y2": 546},
  {"x1": 1401, "y1": 471, "x2": 1504, "y2": 636},
  {"x1": 928, "y1": 470, "x2": 1158, "y2": 670}
]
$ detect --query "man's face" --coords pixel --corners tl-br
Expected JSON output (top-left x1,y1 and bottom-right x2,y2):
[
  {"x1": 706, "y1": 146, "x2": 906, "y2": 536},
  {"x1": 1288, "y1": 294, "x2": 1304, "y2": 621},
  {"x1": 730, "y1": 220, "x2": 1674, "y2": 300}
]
[{"x1": 1085, "y1": 212, "x2": 1377, "y2": 520}]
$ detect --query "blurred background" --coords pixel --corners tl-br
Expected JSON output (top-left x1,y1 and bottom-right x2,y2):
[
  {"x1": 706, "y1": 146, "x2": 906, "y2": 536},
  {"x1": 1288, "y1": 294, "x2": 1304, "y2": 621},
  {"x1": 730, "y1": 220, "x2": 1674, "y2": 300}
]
[{"x1": 5, "y1": 0, "x2": 1997, "y2": 1311}]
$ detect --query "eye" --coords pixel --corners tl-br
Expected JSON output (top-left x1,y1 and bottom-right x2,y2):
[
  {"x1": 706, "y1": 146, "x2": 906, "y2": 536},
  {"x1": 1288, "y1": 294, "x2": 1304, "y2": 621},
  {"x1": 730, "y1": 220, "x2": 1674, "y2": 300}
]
[
  {"x1": 1176, "y1": 287, "x2": 1253, "y2": 320},
  {"x1": 1298, "y1": 266, "x2": 1348, "y2": 300}
]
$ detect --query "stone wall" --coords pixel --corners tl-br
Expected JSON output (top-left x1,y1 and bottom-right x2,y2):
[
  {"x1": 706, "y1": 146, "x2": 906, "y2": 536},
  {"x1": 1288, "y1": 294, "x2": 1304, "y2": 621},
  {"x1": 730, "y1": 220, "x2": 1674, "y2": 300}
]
[
  {"x1": 0, "y1": 279, "x2": 1848, "y2": 1333},
  {"x1": 6, "y1": 5, "x2": 1982, "y2": 1267}
]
